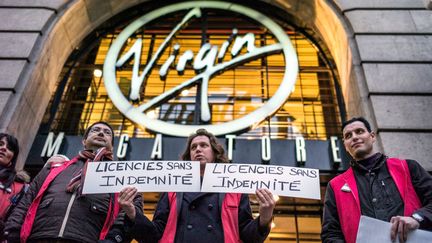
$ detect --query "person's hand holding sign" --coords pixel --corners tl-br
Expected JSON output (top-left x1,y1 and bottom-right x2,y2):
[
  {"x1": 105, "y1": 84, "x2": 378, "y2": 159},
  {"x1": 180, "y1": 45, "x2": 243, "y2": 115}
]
[
  {"x1": 119, "y1": 186, "x2": 139, "y2": 221},
  {"x1": 256, "y1": 188, "x2": 276, "y2": 227},
  {"x1": 390, "y1": 216, "x2": 420, "y2": 243}
]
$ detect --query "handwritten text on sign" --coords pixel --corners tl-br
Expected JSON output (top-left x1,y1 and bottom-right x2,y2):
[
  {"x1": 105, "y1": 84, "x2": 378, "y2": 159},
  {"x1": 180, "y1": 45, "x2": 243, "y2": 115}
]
[
  {"x1": 201, "y1": 163, "x2": 320, "y2": 200},
  {"x1": 82, "y1": 161, "x2": 201, "y2": 194}
]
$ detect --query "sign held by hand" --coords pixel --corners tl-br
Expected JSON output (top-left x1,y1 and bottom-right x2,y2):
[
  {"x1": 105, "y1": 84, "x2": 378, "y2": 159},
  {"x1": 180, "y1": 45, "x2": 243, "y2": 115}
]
[
  {"x1": 201, "y1": 163, "x2": 320, "y2": 200},
  {"x1": 82, "y1": 160, "x2": 201, "y2": 194}
]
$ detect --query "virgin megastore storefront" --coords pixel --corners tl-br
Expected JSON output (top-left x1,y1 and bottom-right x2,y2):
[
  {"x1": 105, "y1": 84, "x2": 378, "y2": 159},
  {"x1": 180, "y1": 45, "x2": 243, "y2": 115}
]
[{"x1": 2, "y1": 0, "x2": 431, "y2": 242}]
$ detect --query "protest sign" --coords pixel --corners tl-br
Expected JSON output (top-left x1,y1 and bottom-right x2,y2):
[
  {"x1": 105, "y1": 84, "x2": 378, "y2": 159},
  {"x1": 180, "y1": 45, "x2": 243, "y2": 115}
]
[
  {"x1": 82, "y1": 160, "x2": 201, "y2": 194},
  {"x1": 356, "y1": 216, "x2": 432, "y2": 243},
  {"x1": 201, "y1": 163, "x2": 320, "y2": 199}
]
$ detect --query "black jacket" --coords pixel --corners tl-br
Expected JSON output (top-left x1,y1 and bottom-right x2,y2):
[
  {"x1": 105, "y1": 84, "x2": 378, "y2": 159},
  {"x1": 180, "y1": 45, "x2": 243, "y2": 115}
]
[
  {"x1": 5, "y1": 158, "x2": 142, "y2": 243},
  {"x1": 321, "y1": 154, "x2": 432, "y2": 242},
  {"x1": 127, "y1": 192, "x2": 270, "y2": 243}
]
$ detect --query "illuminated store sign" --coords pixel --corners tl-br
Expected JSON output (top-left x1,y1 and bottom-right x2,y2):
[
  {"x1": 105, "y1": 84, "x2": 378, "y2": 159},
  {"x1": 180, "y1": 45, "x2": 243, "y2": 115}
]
[
  {"x1": 27, "y1": 133, "x2": 349, "y2": 171},
  {"x1": 103, "y1": 1, "x2": 299, "y2": 137}
]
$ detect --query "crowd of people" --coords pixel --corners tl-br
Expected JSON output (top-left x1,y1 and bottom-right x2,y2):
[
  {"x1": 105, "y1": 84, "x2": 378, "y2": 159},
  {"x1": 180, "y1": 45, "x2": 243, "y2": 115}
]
[{"x1": 0, "y1": 117, "x2": 430, "y2": 243}]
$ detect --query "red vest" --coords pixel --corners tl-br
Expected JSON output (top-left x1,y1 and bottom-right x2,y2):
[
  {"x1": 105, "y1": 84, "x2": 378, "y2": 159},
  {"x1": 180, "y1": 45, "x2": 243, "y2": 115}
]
[
  {"x1": 0, "y1": 181, "x2": 25, "y2": 220},
  {"x1": 159, "y1": 192, "x2": 242, "y2": 243},
  {"x1": 20, "y1": 157, "x2": 119, "y2": 243},
  {"x1": 330, "y1": 158, "x2": 422, "y2": 243}
]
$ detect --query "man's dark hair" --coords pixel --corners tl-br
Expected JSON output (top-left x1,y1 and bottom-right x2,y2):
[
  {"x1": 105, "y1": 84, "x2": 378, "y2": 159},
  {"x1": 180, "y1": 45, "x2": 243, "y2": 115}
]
[
  {"x1": 181, "y1": 128, "x2": 229, "y2": 163},
  {"x1": 341, "y1": 117, "x2": 372, "y2": 133},
  {"x1": 83, "y1": 121, "x2": 115, "y2": 146},
  {"x1": 0, "y1": 133, "x2": 19, "y2": 167}
]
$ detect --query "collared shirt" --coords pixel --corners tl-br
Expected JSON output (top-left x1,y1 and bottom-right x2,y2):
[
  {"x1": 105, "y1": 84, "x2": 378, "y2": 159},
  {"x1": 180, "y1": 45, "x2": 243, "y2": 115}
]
[{"x1": 352, "y1": 153, "x2": 404, "y2": 222}]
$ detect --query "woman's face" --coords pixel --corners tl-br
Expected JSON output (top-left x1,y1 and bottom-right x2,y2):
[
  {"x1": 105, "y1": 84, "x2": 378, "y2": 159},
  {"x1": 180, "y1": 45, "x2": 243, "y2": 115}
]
[{"x1": 0, "y1": 137, "x2": 14, "y2": 167}]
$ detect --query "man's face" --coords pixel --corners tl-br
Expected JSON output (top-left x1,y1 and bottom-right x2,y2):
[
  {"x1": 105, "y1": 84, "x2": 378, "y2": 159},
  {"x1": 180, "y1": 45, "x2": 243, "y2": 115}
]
[
  {"x1": 190, "y1": 135, "x2": 215, "y2": 166},
  {"x1": 82, "y1": 123, "x2": 113, "y2": 151},
  {"x1": 0, "y1": 137, "x2": 14, "y2": 167},
  {"x1": 343, "y1": 121, "x2": 376, "y2": 160}
]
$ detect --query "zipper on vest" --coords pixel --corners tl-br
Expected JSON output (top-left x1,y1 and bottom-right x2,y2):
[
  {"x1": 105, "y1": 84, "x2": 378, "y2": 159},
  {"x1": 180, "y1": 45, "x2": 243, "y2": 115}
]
[
  {"x1": 381, "y1": 180, "x2": 388, "y2": 197},
  {"x1": 58, "y1": 191, "x2": 77, "y2": 237},
  {"x1": 381, "y1": 180, "x2": 393, "y2": 205}
]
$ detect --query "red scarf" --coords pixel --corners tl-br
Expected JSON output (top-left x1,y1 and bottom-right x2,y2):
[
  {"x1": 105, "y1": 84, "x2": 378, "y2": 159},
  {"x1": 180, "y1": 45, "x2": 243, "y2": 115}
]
[{"x1": 66, "y1": 148, "x2": 113, "y2": 194}]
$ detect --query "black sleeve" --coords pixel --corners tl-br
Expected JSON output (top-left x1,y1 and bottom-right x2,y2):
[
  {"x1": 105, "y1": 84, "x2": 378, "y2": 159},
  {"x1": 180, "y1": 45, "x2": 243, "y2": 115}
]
[
  {"x1": 4, "y1": 167, "x2": 50, "y2": 242},
  {"x1": 99, "y1": 215, "x2": 126, "y2": 243},
  {"x1": 0, "y1": 219, "x2": 5, "y2": 241},
  {"x1": 321, "y1": 183, "x2": 345, "y2": 243},
  {"x1": 126, "y1": 192, "x2": 170, "y2": 242},
  {"x1": 407, "y1": 159, "x2": 432, "y2": 230},
  {"x1": 238, "y1": 194, "x2": 270, "y2": 243},
  {"x1": 102, "y1": 193, "x2": 144, "y2": 243}
]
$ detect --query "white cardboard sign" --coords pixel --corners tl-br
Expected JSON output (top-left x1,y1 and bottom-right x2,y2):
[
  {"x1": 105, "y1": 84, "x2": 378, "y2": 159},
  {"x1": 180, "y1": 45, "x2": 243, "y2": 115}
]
[
  {"x1": 82, "y1": 160, "x2": 201, "y2": 194},
  {"x1": 201, "y1": 163, "x2": 320, "y2": 200},
  {"x1": 356, "y1": 216, "x2": 432, "y2": 243}
]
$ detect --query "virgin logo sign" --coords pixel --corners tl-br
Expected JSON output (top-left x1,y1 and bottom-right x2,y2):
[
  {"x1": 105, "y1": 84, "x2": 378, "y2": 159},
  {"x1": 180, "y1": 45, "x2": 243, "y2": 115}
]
[{"x1": 103, "y1": 1, "x2": 298, "y2": 137}]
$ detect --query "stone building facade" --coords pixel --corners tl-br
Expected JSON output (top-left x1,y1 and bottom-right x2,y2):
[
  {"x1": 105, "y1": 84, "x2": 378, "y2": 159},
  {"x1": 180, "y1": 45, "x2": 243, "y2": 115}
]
[{"x1": 0, "y1": 0, "x2": 431, "y2": 170}]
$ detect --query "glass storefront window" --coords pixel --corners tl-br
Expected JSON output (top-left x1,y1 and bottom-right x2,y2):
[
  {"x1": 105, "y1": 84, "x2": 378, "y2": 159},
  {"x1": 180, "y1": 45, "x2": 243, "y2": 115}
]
[
  {"x1": 38, "y1": 2, "x2": 344, "y2": 242},
  {"x1": 42, "y1": 5, "x2": 342, "y2": 141}
]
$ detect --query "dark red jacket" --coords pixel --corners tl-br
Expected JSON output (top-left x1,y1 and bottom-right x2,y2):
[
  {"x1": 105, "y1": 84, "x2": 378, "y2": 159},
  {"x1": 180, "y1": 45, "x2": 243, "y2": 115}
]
[
  {"x1": 0, "y1": 179, "x2": 27, "y2": 220},
  {"x1": 0, "y1": 171, "x2": 29, "y2": 240}
]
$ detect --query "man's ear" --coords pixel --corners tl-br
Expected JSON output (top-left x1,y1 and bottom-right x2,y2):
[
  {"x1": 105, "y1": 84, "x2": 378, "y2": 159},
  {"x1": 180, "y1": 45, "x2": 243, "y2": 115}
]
[{"x1": 370, "y1": 131, "x2": 377, "y2": 142}]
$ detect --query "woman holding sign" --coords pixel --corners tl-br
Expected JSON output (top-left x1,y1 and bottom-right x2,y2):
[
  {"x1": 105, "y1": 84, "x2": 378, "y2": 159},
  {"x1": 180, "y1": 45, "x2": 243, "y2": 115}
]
[{"x1": 119, "y1": 129, "x2": 276, "y2": 243}]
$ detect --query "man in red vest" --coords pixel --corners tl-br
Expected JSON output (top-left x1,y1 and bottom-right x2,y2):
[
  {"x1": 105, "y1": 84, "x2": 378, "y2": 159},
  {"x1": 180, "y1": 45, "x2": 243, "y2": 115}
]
[
  {"x1": 321, "y1": 117, "x2": 432, "y2": 243},
  {"x1": 118, "y1": 128, "x2": 276, "y2": 243},
  {"x1": 5, "y1": 121, "x2": 142, "y2": 243}
]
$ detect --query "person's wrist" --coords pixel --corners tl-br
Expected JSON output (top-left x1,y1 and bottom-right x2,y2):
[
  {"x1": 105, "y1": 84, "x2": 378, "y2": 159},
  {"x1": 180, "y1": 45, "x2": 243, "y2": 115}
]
[
  {"x1": 126, "y1": 207, "x2": 136, "y2": 221},
  {"x1": 411, "y1": 213, "x2": 424, "y2": 227},
  {"x1": 259, "y1": 215, "x2": 273, "y2": 228}
]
